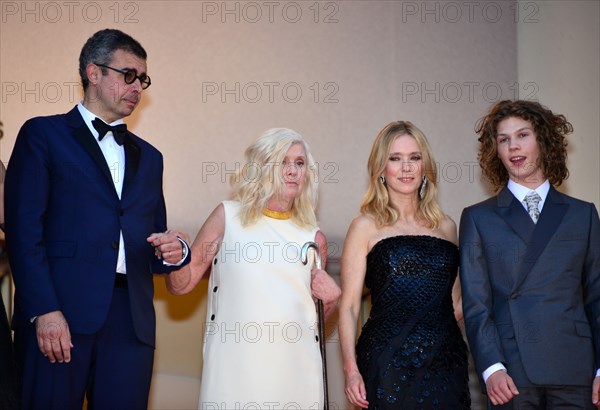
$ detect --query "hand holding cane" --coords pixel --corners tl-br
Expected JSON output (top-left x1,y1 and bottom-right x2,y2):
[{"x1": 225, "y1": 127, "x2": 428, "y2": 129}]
[{"x1": 301, "y1": 241, "x2": 329, "y2": 410}]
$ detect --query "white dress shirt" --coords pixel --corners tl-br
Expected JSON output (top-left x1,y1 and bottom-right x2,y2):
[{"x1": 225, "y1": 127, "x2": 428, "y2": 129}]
[{"x1": 77, "y1": 103, "x2": 129, "y2": 273}]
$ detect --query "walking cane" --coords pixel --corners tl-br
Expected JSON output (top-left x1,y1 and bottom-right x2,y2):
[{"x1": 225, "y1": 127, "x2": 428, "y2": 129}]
[{"x1": 301, "y1": 241, "x2": 329, "y2": 410}]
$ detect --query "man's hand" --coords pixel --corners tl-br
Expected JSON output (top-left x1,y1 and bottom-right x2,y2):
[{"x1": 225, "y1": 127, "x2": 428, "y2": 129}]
[
  {"x1": 147, "y1": 230, "x2": 188, "y2": 264},
  {"x1": 36, "y1": 310, "x2": 73, "y2": 363},
  {"x1": 592, "y1": 375, "x2": 600, "y2": 407},
  {"x1": 486, "y1": 370, "x2": 519, "y2": 406}
]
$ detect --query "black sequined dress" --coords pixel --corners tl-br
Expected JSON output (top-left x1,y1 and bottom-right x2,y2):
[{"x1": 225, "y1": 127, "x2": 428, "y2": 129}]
[{"x1": 356, "y1": 236, "x2": 471, "y2": 409}]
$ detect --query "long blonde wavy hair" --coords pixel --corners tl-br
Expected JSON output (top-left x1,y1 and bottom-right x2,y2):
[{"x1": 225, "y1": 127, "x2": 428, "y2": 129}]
[
  {"x1": 230, "y1": 128, "x2": 318, "y2": 228},
  {"x1": 360, "y1": 121, "x2": 444, "y2": 229}
]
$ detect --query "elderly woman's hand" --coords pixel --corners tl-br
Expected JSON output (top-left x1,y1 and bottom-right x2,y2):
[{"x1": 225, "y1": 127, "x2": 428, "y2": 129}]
[{"x1": 310, "y1": 268, "x2": 341, "y2": 318}]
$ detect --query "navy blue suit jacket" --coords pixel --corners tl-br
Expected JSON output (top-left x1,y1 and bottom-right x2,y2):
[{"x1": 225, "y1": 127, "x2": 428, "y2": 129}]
[
  {"x1": 5, "y1": 106, "x2": 184, "y2": 347},
  {"x1": 459, "y1": 186, "x2": 600, "y2": 389}
]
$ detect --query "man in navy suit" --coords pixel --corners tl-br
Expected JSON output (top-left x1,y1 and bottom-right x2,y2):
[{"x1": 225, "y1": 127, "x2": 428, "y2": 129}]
[
  {"x1": 4, "y1": 29, "x2": 190, "y2": 409},
  {"x1": 459, "y1": 100, "x2": 600, "y2": 409}
]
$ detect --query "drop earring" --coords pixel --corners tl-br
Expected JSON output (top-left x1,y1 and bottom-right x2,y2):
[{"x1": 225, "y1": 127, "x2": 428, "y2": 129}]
[{"x1": 419, "y1": 176, "x2": 427, "y2": 200}]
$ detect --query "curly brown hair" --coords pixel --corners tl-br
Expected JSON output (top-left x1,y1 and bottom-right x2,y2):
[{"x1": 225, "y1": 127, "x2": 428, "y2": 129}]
[{"x1": 475, "y1": 100, "x2": 572, "y2": 191}]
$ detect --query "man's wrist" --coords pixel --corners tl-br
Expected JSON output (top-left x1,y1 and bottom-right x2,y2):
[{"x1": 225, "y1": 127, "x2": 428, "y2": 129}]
[
  {"x1": 483, "y1": 363, "x2": 507, "y2": 383},
  {"x1": 162, "y1": 237, "x2": 189, "y2": 266}
]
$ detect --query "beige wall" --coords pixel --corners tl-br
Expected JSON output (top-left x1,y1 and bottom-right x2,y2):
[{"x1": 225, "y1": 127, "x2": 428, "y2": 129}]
[
  {"x1": 518, "y1": 0, "x2": 600, "y2": 205},
  {"x1": 1, "y1": 1, "x2": 597, "y2": 409}
]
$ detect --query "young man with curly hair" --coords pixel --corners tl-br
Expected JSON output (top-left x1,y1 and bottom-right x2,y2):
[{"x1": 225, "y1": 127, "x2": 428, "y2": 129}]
[{"x1": 460, "y1": 100, "x2": 600, "y2": 409}]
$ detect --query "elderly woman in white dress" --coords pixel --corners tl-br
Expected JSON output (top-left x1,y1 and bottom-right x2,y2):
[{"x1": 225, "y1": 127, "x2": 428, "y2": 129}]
[{"x1": 167, "y1": 128, "x2": 341, "y2": 410}]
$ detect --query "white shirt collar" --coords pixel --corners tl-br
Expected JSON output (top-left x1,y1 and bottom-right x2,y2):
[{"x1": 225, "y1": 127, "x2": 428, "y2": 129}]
[
  {"x1": 507, "y1": 179, "x2": 550, "y2": 207},
  {"x1": 77, "y1": 102, "x2": 125, "y2": 140}
]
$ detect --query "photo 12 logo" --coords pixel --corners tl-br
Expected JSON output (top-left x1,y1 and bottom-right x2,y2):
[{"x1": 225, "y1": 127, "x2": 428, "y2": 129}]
[
  {"x1": 201, "y1": 400, "x2": 328, "y2": 410},
  {"x1": 201, "y1": 81, "x2": 339, "y2": 104},
  {"x1": 1, "y1": 1, "x2": 140, "y2": 24},
  {"x1": 2, "y1": 81, "x2": 80, "y2": 104},
  {"x1": 200, "y1": 161, "x2": 340, "y2": 184},
  {"x1": 201, "y1": 1, "x2": 340, "y2": 24},
  {"x1": 1, "y1": 81, "x2": 144, "y2": 105},
  {"x1": 400, "y1": 1, "x2": 540, "y2": 24},
  {"x1": 197, "y1": 240, "x2": 342, "y2": 264},
  {"x1": 400, "y1": 81, "x2": 539, "y2": 104}
]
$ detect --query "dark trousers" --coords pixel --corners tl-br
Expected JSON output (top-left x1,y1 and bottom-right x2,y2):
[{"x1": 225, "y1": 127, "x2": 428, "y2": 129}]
[
  {"x1": 488, "y1": 385, "x2": 596, "y2": 410},
  {"x1": 15, "y1": 287, "x2": 154, "y2": 410},
  {"x1": 0, "y1": 292, "x2": 20, "y2": 410}
]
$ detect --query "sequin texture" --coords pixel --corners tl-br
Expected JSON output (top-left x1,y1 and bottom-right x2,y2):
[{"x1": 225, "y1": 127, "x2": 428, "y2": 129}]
[{"x1": 356, "y1": 236, "x2": 471, "y2": 409}]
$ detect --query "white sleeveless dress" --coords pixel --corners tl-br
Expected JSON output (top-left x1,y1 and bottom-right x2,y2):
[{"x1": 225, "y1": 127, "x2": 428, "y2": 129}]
[{"x1": 198, "y1": 201, "x2": 324, "y2": 410}]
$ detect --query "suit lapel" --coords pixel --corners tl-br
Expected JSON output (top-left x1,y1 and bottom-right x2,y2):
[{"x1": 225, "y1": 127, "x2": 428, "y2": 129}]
[
  {"x1": 494, "y1": 187, "x2": 535, "y2": 243},
  {"x1": 511, "y1": 186, "x2": 569, "y2": 292},
  {"x1": 123, "y1": 134, "x2": 140, "y2": 194},
  {"x1": 68, "y1": 107, "x2": 140, "y2": 200},
  {"x1": 68, "y1": 108, "x2": 118, "y2": 197}
]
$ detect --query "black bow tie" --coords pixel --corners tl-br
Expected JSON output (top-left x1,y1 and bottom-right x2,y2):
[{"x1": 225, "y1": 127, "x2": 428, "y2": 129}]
[{"x1": 92, "y1": 118, "x2": 127, "y2": 145}]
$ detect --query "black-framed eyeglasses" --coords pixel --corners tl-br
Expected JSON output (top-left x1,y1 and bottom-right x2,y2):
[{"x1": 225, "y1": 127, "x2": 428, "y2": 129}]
[{"x1": 94, "y1": 63, "x2": 151, "y2": 89}]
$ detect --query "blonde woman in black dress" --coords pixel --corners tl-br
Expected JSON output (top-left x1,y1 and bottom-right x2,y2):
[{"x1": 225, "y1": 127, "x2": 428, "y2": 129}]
[{"x1": 339, "y1": 121, "x2": 471, "y2": 409}]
